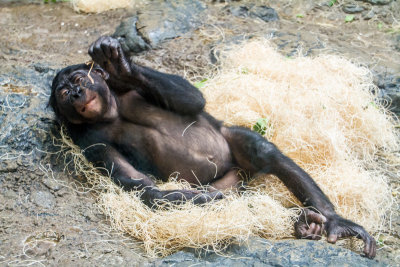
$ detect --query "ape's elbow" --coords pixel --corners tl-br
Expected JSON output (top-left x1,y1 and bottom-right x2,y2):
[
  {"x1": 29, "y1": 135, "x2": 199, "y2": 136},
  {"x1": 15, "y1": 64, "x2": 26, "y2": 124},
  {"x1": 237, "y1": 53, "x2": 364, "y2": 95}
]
[{"x1": 180, "y1": 93, "x2": 205, "y2": 115}]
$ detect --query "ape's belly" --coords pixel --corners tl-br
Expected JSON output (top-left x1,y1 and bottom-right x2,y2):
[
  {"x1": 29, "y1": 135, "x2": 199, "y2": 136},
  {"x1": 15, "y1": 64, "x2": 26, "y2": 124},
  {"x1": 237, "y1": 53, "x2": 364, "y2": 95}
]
[
  {"x1": 152, "y1": 117, "x2": 233, "y2": 185},
  {"x1": 122, "y1": 116, "x2": 233, "y2": 185}
]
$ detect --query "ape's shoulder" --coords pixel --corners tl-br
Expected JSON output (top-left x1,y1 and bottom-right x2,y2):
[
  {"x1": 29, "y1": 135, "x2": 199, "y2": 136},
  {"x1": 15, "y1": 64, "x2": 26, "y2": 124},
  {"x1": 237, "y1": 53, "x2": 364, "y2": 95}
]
[{"x1": 65, "y1": 122, "x2": 111, "y2": 150}]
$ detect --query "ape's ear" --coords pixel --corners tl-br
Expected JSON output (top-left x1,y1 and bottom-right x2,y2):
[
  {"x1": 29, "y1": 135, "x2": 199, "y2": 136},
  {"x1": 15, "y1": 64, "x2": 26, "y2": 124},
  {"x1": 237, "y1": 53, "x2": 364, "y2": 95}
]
[{"x1": 93, "y1": 66, "x2": 109, "y2": 80}]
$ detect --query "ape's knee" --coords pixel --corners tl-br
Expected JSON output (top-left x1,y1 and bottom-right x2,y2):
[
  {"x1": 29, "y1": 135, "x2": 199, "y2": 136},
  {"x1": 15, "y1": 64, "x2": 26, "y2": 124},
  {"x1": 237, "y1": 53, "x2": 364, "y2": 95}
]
[
  {"x1": 222, "y1": 126, "x2": 281, "y2": 173},
  {"x1": 251, "y1": 139, "x2": 281, "y2": 171}
]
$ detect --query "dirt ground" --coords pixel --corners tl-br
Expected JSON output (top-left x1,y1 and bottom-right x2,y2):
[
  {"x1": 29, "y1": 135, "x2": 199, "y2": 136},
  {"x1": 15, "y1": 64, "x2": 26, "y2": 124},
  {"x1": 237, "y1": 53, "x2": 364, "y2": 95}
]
[
  {"x1": 0, "y1": 3, "x2": 151, "y2": 266},
  {"x1": 0, "y1": 1, "x2": 399, "y2": 266}
]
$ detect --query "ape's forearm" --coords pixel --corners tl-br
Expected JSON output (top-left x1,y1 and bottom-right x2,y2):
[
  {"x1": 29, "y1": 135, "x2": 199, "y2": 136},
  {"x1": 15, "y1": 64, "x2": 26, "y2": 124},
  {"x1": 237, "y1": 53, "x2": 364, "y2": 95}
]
[
  {"x1": 272, "y1": 154, "x2": 336, "y2": 217},
  {"x1": 127, "y1": 64, "x2": 206, "y2": 115}
]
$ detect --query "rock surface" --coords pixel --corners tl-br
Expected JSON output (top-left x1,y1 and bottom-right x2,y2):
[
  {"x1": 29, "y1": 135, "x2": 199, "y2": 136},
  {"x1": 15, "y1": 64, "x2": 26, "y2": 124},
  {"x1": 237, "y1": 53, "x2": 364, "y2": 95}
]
[
  {"x1": 30, "y1": 190, "x2": 56, "y2": 209},
  {"x1": 114, "y1": 0, "x2": 207, "y2": 54},
  {"x1": 113, "y1": 16, "x2": 150, "y2": 54},
  {"x1": 395, "y1": 34, "x2": 400, "y2": 51},
  {"x1": 0, "y1": 65, "x2": 55, "y2": 155},
  {"x1": 376, "y1": 73, "x2": 400, "y2": 115},
  {"x1": 343, "y1": 4, "x2": 365, "y2": 14},
  {"x1": 225, "y1": 4, "x2": 279, "y2": 22},
  {"x1": 154, "y1": 238, "x2": 383, "y2": 267},
  {"x1": 356, "y1": 0, "x2": 392, "y2": 5}
]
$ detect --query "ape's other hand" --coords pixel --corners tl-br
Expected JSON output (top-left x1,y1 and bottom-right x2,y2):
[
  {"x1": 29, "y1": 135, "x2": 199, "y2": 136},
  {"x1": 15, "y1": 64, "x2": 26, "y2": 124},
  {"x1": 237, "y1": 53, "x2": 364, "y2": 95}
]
[
  {"x1": 295, "y1": 209, "x2": 326, "y2": 241},
  {"x1": 88, "y1": 36, "x2": 131, "y2": 79},
  {"x1": 324, "y1": 214, "x2": 376, "y2": 259},
  {"x1": 295, "y1": 209, "x2": 376, "y2": 259},
  {"x1": 141, "y1": 188, "x2": 225, "y2": 207}
]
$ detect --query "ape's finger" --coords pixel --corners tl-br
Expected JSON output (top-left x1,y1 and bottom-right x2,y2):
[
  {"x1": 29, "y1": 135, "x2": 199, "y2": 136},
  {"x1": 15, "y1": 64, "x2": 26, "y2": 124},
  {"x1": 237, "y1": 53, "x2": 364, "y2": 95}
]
[
  {"x1": 312, "y1": 224, "x2": 322, "y2": 240},
  {"x1": 294, "y1": 223, "x2": 308, "y2": 239},
  {"x1": 363, "y1": 236, "x2": 376, "y2": 259},
  {"x1": 108, "y1": 38, "x2": 120, "y2": 59},
  {"x1": 305, "y1": 210, "x2": 327, "y2": 224},
  {"x1": 370, "y1": 238, "x2": 377, "y2": 258},
  {"x1": 89, "y1": 51, "x2": 102, "y2": 66},
  {"x1": 363, "y1": 239, "x2": 371, "y2": 258},
  {"x1": 110, "y1": 42, "x2": 119, "y2": 59},
  {"x1": 101, "y1": 38, "x2": 112, "y2": 59},
  {"x1": 117, "y1": 45, "x2": 126, "y2": 63},
  {"x1": 327, "y1": 233, "x2": 338, "y2": 244},
  {"x1": 319, "y1": 223, "x2": 325, "y2": 239},
  {"x1": 303, "y1": 222, "x2": 316, "y2": 239}
]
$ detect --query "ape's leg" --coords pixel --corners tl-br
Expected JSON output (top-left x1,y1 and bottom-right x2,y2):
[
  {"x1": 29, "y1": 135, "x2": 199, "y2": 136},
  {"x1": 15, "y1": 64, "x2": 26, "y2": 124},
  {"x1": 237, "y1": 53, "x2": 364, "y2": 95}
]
[
  {"x1": 221, "y1": 126, "x2": 334, "y2": 213},
  {"x1": 209, "y1": 169, "x2": 244, "y2": 192},
  {"x1": 221, "y1": 126, "x2": 376, "y2": 258}
]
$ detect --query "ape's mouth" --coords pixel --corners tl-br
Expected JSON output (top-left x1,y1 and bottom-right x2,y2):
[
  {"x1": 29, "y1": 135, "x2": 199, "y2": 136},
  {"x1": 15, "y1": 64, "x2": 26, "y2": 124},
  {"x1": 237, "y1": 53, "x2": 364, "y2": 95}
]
[{"x1": 81, "y1": 96, "x2": 96, "y2": 113}]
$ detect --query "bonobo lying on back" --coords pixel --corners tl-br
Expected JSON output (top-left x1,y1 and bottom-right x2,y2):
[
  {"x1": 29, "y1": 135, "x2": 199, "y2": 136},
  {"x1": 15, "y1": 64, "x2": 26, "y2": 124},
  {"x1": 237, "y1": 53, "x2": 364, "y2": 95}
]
[{"x1": 49, "y1": 36, "x2": 376, "y2": 258}]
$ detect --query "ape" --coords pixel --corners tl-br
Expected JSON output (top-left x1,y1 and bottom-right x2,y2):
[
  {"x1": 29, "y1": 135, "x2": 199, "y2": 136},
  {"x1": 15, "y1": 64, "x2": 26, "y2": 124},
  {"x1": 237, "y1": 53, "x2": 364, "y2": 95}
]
[{"x1": 49, "y1": 36, "x2": 376, "y2": 258}]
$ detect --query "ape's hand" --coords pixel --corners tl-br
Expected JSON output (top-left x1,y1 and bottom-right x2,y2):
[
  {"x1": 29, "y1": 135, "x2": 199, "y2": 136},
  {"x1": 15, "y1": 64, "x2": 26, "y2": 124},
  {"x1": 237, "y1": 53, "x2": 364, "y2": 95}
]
[
  {"x1": 295, "y1": 209, "x2": 326, "y2": 241},
  {"x1": 88, "y1": 36, "x2": 131, "y2": 79},
  {"x1": 295, "y1": 209, "x2": 376, "y2": 259},
  {"x1": 324, "y1": 214, "x2": 376, "y2": 259},
  {"x1": 141, "y1": 188, "x2": 225, "y2": 207}
]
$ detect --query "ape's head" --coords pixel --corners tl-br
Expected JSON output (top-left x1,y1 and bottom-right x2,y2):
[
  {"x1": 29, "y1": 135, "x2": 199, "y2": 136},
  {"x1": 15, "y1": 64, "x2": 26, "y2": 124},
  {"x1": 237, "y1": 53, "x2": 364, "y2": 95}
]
[{"x1": 49, "y1": 64, "x2": 112, "y2": 124}]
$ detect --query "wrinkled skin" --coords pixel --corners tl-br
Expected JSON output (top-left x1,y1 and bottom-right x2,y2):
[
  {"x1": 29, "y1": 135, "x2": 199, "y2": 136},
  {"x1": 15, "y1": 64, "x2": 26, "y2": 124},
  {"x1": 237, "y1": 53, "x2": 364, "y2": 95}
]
[
  {"x1": 49, "y1": 36, "x2": 376, "y2": 258},
  {"x1": 295, "y1": 210, "x2": 376, "y2": 258}
]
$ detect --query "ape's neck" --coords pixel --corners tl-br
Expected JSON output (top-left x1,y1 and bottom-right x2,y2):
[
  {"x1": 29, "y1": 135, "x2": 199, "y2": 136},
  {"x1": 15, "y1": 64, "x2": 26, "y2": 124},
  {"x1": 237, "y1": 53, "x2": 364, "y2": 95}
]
[{"x1": 102, "y1": 94, "x2": 118, "y2": 122}]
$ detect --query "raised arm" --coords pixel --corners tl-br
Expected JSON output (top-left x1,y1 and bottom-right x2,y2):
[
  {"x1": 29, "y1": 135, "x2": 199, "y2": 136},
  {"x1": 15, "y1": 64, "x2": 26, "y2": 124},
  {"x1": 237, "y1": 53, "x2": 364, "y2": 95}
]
[{"x1": 88, "y1": 36, "x2": 205, "y2": 116}]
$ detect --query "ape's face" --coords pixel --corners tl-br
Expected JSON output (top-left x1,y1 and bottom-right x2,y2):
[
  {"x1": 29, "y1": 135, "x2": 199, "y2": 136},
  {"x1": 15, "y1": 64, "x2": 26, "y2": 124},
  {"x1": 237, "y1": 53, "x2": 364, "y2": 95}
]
[{"x1": 53, "y1": 67, "x2": 112, "y2": 124}]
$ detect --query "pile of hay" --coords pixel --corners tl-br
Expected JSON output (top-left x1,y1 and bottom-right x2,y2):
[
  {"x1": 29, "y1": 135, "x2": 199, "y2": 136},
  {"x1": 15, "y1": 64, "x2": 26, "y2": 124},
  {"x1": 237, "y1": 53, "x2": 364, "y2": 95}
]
[
  {"x1": 71, "y1": 0, "x2": 134, "y2": 13},
  {"x1": 59, "y1": 39, "x2": 398, "y2": 257},
  {"x1": 201, "y1": 40, "x2": 398, "y2": 231}
]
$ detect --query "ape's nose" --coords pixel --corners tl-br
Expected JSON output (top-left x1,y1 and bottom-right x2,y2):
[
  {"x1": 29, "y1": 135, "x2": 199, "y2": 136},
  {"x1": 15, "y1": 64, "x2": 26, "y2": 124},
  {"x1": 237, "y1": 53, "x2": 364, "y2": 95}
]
[{"x1": 71, "y1": 86, "x2": 82, "y2": 98}]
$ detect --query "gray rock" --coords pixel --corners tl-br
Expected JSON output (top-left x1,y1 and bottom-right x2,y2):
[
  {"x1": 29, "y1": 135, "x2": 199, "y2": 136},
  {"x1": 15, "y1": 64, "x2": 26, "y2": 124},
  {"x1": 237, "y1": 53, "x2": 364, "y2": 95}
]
[
  {"x1": 113, "y1": 0, "x2": 207, "y2": 54},
  {"x1": 251, "y1": 6, "x2": 280, "y2": 22},
  {"x1": 362, "y1": 9, "x2": 375, "y2": 19},
  {"x1": 395, "y1": 34, "x2": 400, "y2": 52},
  {"x1": 42, "y1": 178, "x2": 61, "y2": 191},
  {"x1": 343, "y1": 4, "x2": 365, "y2": 13},
  {"x1": 226, "y1": 5, "x2": 249, "y2": 18},
  {"x1": 3, "y1": 190, "x2": 18, "y2": 199},
  {"x1": 153, "y1": 238, "x2": 385, "y2": 266},
  {"x1": 30, "y1": 190, "x2": 56, "y2": 209},
  {"x1": 376, "y1": 74, "x2": 400, "y2": 115},
  {"x1": 0, "y1": 64, "x2": 55, "y2": 157},
  {"x1": 356, "y1": 0, "x2": 392, "y2": 5},
  {"x1": 113, "y1": 16, "x2": 150, "y2": 54},
  {"x1": 225, "y1": 4, "x2": 279, "y2": 22}
]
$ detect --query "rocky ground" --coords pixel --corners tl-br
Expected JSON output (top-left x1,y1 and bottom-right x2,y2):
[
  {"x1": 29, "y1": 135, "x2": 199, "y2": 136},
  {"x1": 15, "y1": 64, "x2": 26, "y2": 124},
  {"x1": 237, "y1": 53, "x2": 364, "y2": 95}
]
[{"x1": 0, "y1": 0, "x2": 399, "y2": 266}]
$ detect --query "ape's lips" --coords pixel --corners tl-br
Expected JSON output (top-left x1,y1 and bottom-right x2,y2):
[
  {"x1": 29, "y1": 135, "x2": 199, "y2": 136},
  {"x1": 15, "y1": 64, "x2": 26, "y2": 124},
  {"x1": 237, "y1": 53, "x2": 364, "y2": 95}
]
[{"x1": 81, "y1": 96, "x2": 96, "y2": 112}]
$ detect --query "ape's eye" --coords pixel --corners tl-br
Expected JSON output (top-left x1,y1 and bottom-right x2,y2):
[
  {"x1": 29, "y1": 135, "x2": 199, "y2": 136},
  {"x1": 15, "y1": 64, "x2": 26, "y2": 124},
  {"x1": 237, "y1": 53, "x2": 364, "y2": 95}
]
[
  {"x1": 74, "y1": 76, "x2": 84, "y2": 84},
  {"x1": 60, "y1": 89, "x2": 70, "y2": 98}
]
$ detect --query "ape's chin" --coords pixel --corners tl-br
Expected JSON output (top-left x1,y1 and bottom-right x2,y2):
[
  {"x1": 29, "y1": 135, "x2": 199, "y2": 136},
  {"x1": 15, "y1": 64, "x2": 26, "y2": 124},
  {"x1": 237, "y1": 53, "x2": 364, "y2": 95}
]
[{"x1": 78, "y1": 98, "x2": 103, "y2": 119}]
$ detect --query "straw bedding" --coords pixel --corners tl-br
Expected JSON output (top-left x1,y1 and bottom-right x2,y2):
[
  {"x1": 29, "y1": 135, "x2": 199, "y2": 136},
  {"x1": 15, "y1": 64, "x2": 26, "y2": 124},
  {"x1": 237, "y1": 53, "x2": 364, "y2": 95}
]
[
  {"x1": 58, "y1": 39, "x2": 399, "y2": 257},
  {"x1": 71, "y1": 0, "x2": 133, "y2": 13}
]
